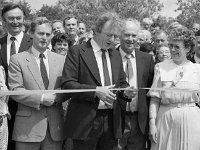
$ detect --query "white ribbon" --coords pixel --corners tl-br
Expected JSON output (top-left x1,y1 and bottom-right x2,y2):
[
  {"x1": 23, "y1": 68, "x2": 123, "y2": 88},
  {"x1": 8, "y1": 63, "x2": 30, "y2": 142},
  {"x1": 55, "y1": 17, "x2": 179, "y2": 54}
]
[{"x1": 0, "y1": 87, "x2": 199, "y2": 96}]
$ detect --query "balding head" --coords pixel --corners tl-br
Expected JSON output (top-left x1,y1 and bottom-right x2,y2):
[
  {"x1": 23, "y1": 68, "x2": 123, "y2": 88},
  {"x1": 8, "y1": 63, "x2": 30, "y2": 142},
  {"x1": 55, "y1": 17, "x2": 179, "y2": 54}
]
[{"x1": 120, "y1": 18, "x2": 141, "y2": 54}]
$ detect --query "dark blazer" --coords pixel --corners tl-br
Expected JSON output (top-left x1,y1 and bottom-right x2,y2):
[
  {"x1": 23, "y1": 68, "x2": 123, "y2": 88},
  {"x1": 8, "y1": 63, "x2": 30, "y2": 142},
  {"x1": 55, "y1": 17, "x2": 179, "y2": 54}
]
[
  {"x1": 132, "y1": 50, "x2": 154, "y2": 135},
  {"x1": 117, "y1": 47, "x2": 155, "y2": 137},
  {"x1": 0, "y1": 33, "x2": 32, "y2": 79},
  {"x1": 61, "y1": 40, "x2": 130, "y2": 140}
]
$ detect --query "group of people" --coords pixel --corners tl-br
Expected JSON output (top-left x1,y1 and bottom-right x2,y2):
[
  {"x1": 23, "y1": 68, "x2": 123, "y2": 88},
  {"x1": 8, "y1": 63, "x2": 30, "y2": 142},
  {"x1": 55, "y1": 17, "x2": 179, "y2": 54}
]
[{"x1": 0, "y1": 2, "x2": 200, "y2": 150}]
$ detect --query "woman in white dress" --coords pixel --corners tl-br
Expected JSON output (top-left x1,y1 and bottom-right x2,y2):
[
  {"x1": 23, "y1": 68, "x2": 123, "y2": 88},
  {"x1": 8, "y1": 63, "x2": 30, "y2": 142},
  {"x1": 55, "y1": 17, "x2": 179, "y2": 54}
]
[
  {"x1": 0, "y1": 66, "x2": 9, "y2": 150},
  {"x1": 148, "y1": 28, "x2": 200, "y2": 150}
]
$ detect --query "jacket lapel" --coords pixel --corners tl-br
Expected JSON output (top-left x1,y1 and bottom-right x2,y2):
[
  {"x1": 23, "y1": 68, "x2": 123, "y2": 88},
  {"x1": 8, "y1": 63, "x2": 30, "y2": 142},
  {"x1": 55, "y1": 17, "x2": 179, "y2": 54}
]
[
  {"x1": 26, "y1": 49, "x2": 45, "y2": 90},
  {"x1": 19, "y1": 33, "x2": 32, "y2": 53},
  {"x1": 0, "y1": 35, "x2": 8, "y2": 69},
  {"x1": 135, "y1": 50, "x2": 144, "y2": 88},
  {"x1": 80, "y1": 40, "x2": 101, "y2": 85},
  {"x1": 48, "y1": 52, "x2": 58, "y2": 90}
]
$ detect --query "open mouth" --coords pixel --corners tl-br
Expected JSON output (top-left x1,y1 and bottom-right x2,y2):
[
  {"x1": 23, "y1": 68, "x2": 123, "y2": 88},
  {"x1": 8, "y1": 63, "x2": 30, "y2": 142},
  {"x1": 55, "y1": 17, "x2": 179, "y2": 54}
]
[
  {"x1": 172, "y1": 52, "x2": 180, "y2": 57},
  {"x1": 106, "y1": 42, "x2": 111, "y2": 45},
  {"x1": 126, "y1": 42, "x2": 134, "y2": 47},
  {"x1": 11, "y1": 26, "x2": 20, "y2": 29},
  {"x1": 41, "y1": 41, "x2": 47, "y2": 45}
]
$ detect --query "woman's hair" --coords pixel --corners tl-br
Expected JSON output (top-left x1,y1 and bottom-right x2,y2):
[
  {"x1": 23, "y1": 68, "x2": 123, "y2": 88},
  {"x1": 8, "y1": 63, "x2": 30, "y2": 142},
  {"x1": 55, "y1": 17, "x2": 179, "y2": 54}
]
[
  {"x1": 140, "y1": 42, "x2": 156, "y2": 54},
  {"x1": 51, "y1": 33, "x2": 74, "y2": 51},
  {"x1": 168, "y1": 27, "x2": 195, "y2": 57},
  {"x1": 168, "y1": 28, "x2": 195, "y2": 49}
]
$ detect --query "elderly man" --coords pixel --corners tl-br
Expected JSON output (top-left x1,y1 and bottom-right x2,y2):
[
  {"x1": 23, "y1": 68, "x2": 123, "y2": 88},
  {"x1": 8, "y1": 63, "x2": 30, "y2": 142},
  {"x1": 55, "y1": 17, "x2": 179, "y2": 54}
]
[
  {"x1": 61, "y1": 12, "x2": 136, "y2": 150},
  {"x1": 142, "y1": 18, "x2": 153, "y2": 31},
  {"x1": 118, "y1": 18, "x2": 155, "y2": 150},
  {"x1": 153, "y1": 30, "x2": 168, "y2": 50},
  {"x1": 8, "y1": 18, "x2": 65, "y2": 150},
  {"x1": 137, "y1": 29, "x2": 152, "y2": 45}
]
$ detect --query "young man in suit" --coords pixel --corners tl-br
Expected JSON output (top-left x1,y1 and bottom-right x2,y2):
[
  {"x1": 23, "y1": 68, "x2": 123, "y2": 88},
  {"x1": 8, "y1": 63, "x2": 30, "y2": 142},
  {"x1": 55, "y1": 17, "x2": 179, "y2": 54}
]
[
  {"x1": 8, "y1": 18, "x2": 65, "y2": 150},
  {"x1": 61, "y1": 12, "x2": 136, "y2": 150},
  {"x1": 118, "y1": 18, "x2": 155, "y2": 150},
  {"x1": 63, "y1": 15, "x2": 79, "y2": 45},
  {"x1": 0, "y1": 4, "x2": 32, "y2": 150}
]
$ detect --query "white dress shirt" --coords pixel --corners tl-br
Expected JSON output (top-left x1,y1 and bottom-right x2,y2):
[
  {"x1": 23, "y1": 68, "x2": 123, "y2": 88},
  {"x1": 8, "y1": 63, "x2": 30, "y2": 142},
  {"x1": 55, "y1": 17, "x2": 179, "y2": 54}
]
[
  {"x1": 91, "y1": 39, "x2": 113, "y2": 109},
  {"x1": 7, "y1": 31, "x2": 24, "y2": 65},
  {"x1": 31, "y1": 46, "x2": 50, "y2": 103},
  {"x1": 31, "y1": 46, "x2": 50, "y2": 78}
]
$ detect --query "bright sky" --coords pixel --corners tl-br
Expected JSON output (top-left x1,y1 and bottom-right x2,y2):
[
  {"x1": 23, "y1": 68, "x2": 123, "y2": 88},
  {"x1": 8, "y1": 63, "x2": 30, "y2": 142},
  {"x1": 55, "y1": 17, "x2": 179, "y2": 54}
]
[
  {"x1": 13, "y1": 0, "x2": 179, "y2": 18},
  {"x1": 159, "y1": 0, "x2": 179, "y2": 18}
]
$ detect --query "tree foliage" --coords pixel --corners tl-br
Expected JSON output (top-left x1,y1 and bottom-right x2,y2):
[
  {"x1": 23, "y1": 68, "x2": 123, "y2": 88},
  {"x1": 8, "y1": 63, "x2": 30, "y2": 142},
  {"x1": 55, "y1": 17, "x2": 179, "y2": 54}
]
[
  {"x1": 0, "y1": 0, "x2": 33, "y2": 20},
  {"x1": 1, "y1": 0, "x2": 164, "y2": 29},
  {"x1": 0, "y1": 0, "x2": 10, "y2": 18},
  {"x1": 18, "y1": 0, "x2": 32, "y2": 19},
  {"x1": 56, "y1": 0, "x2": 163, "y2": 29},
  {"x1": 176, "y1": 0, "x2": 200, "y2": 28}
]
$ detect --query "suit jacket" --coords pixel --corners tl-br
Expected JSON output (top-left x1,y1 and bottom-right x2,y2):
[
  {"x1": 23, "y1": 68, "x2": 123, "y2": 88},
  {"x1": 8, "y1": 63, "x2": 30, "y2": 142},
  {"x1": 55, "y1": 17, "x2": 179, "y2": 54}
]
[
  {"x1": 8, "y1": 49, "x2": 65, "y2": 142},
  {"x1": 0, "y1": 33, "x2": 32, "y2": 79},
  {"x1": 61, "y1": 40, "x2": 130, "y2": 140},
  {"x1": 117, "y1": 47, "x2": 155, "y2": 136}
]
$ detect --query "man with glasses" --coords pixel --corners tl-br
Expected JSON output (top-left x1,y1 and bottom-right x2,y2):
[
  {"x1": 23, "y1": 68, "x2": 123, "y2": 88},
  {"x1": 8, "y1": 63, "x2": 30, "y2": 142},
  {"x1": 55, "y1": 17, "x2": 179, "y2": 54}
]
[{"x1": 61, "y1": 12, "x2": 136, "y2": 150}]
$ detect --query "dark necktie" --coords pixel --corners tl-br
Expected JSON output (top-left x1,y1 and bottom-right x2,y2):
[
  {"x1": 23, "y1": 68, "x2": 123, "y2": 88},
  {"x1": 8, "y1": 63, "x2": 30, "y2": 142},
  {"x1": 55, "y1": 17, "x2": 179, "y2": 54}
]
[
  {"x1": 10, "y1": 36, "x2": 16, "y2": 56},
  {"x1": 101, "y1": 49, "x2": 111, "y2": 86},
  {"x1": 39, "y1": 53, "x2": 49, "y2": 89}
]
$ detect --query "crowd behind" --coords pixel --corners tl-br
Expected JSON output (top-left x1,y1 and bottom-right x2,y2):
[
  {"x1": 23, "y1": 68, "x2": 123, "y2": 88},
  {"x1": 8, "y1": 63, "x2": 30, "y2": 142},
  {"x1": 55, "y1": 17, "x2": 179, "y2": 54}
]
[{"x1": 1, "y1": 2, "x2": 200, "y2": 150}]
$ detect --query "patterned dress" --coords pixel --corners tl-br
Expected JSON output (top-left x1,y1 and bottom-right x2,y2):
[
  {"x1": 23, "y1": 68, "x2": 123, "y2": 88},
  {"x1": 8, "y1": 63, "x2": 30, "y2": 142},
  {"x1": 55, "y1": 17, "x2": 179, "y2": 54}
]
[
  {"x1": 148, "y1": 60, "x2": 200, "y2": 150},
  {"x1": 0, "y1": 66, "x2": 9, "y2": 150}
]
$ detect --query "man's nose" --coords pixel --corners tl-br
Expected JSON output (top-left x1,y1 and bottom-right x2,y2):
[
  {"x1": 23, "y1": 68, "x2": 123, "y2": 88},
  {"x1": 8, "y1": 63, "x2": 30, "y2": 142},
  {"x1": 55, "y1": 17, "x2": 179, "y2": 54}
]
[{"x1": 12, "y1": 18, "x2": 18, "y2": 24}]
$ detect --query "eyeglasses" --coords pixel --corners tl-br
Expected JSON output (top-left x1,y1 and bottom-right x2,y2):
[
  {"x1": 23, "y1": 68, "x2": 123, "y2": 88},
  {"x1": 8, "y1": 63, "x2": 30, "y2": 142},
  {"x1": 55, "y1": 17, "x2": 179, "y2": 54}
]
[{"x1": 169, "y1": 44, "x2": 180, "y2": 50}]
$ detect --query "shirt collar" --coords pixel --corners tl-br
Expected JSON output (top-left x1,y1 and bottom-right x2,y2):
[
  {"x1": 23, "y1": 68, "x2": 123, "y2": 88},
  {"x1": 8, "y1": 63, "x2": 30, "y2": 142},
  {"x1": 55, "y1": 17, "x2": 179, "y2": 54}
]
[
  {"x1": 7, "y1": 31, "x2": 24, "y2": 42},
  {"x1": 194, "y1": 55, "x2": 200, "y2": 63},
  {"x1": 119, "y1": 46, "x2": 135, "y2": 59},
  {"x1": 75, "y1": 35, "x2": 79, "y2": 42},
  {"x1": 91, "y1": 38, "x2": 101, "y2": 53},
  {"x1": 31, "y1": 46, "x2": 48, "y2": 59}
]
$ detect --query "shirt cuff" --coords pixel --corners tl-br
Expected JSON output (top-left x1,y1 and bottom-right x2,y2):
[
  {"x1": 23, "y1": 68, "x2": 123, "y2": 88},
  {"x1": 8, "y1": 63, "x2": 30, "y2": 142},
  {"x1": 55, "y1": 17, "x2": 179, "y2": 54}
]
[{"x1": 41, "y1": 94, "x2": 44, "y2": 104}]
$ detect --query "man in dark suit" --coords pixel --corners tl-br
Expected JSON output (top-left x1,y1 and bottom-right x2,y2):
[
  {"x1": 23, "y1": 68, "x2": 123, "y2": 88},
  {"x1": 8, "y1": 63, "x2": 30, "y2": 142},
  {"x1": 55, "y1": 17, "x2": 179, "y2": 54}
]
[
  {"x1": 187, "y1": 30, "x2": 200, "y2": 63},
  {"x1": 61, "y1": 12, "x2": 136, "y2": 150},
  {"x1": 0, "y1": 4, "x2": 32, "y2": 150},
  {"x1": 118, "y1": 18, "x2": 155, "y2": 150},
  {"x1": 63, "y1": 15, "x2": 79, "y2": 45}
]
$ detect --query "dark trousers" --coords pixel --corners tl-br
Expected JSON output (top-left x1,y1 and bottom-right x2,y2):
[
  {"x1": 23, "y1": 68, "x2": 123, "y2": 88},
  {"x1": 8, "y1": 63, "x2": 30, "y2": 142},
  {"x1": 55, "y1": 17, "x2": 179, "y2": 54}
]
[
  {"x1": 7, "y1": 100, "x2": 18, "y2": 150},
  {"x1": 64, "y1": 109, "x2": 119, "y2": 150},
  {"x1": 119, "y1": 112, "x2": 147, "y2": 150}
]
